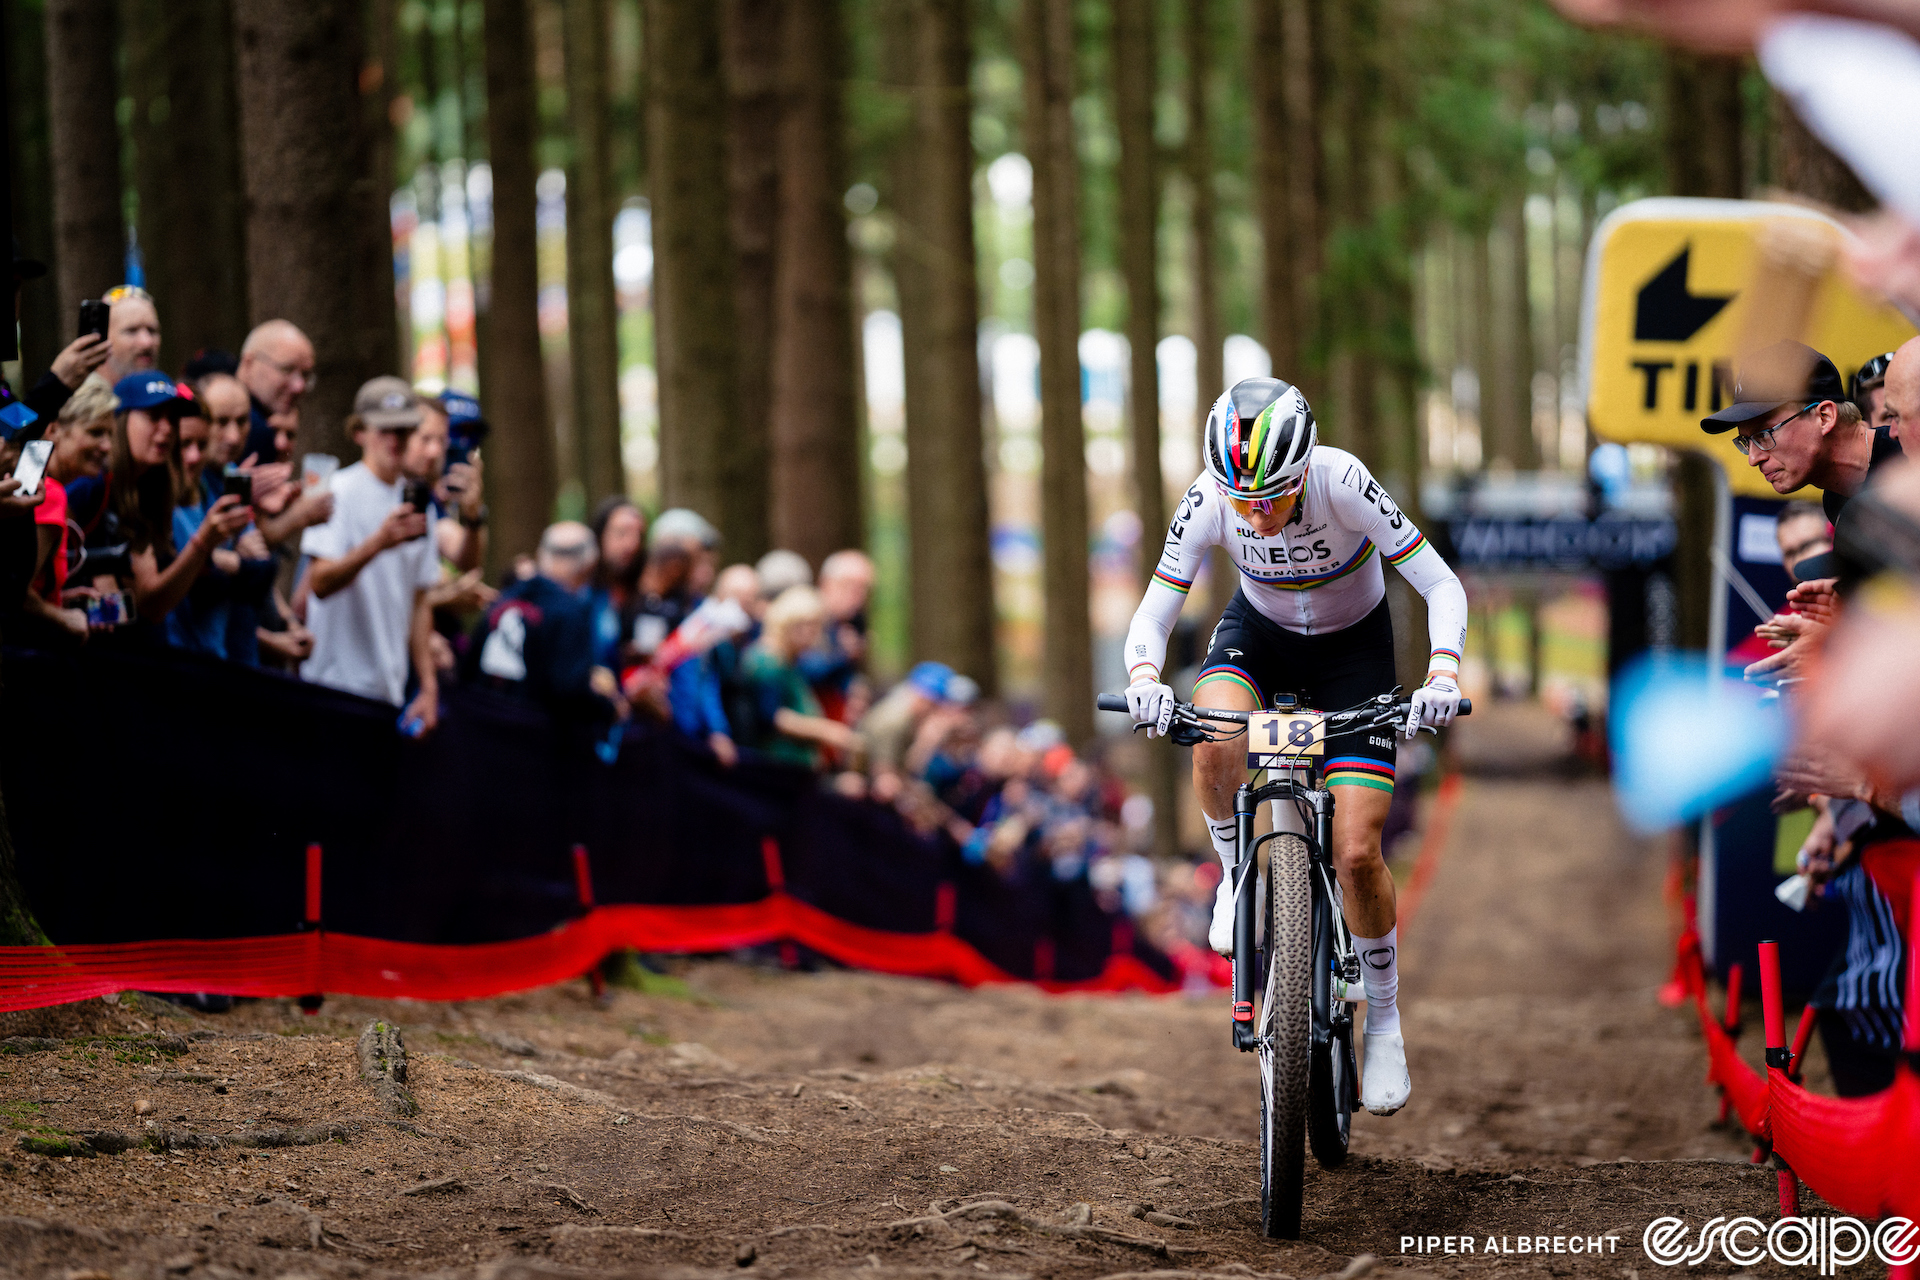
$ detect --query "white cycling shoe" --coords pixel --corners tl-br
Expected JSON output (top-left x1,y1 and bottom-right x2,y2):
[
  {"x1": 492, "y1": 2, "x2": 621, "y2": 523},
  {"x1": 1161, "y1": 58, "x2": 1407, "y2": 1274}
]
[
  {"x1": 1208, "y1": 870, "x2": 1236, "y2": 955},
  {"x1": 1361, "y1": 1027, "x2": 1411, "y2": 1115}
]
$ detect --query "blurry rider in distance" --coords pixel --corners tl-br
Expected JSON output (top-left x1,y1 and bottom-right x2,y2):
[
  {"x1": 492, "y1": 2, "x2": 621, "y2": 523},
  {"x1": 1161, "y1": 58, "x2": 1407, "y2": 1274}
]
[{"x1": 1119, "y1": 377, "x2": 1470, "y2": 1118}]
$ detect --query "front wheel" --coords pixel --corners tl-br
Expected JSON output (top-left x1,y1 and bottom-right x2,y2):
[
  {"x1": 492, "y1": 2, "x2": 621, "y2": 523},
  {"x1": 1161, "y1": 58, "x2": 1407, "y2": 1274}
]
[
  {"x1": 1307, "y1": 874, "x2": 1356, "y2": 1167},
  {"x1": 1258, "y1": 832, "x2": 1311, "y2": 1239}
]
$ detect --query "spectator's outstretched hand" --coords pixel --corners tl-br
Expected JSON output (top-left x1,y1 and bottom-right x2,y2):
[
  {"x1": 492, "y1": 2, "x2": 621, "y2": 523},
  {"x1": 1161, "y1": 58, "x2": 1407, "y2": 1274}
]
[
  {"x1": 196, "y1": 494, "x2": 253, "y2": 547},
  {"x1": 49, "y1": 333, "x2": 108, "y2": 388},
  {"x1": 1744, "y1": 638, "x2": 1815, "y2": 684},
  {"x1": 401, "y1": 687, "x2": 439, "y2": 738},
  {"x1": 246, "y1": 460, "x2": 295, "y2": 516},
  {"x1": 378, "y1": 503, "x2": 429, "y2": 549},
  {"x1": 258, "y1": 620, "x2": 314, "y2": 664},
  {"x1": 1756, "y1": 610, "x2": 1821, "y2": 648},
  {"x1": 1774, "y1": 747, "x2": 1872, "y2": 807},
  {"x1": 0, "y1": 475, "x2": 45, "y2": 518},
  {"x1": 426, "y1": 567, "x2": 496, "y2": 614},
  {"x1": 237, "y1": 527, "x2": 270, "y2": 561},
  {"x1": 1787, "y1": 577, "x2": 1841, "y2": 625}
]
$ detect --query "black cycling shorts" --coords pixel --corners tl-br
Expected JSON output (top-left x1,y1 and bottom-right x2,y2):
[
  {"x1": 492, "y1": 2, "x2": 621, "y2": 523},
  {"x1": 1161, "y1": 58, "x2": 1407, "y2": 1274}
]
[{"x1": 1196, "y1": 591, "x2": 1400, "y2": 792}]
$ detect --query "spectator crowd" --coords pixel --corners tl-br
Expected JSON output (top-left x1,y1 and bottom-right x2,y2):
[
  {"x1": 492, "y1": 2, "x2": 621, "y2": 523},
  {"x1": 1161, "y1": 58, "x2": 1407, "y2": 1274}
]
[{"x1": 0, "y1": 260, "x2": 1227, "y2": 974}]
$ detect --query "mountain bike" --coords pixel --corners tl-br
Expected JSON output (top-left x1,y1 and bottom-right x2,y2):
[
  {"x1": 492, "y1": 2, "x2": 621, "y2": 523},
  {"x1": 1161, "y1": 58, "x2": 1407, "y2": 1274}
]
[{"x1": 1095, "y1": 687, "x2": 1469, "y2": 1239}]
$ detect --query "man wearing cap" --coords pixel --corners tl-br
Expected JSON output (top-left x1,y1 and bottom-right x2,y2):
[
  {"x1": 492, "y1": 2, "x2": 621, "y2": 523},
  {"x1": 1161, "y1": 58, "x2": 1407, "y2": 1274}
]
[
  {"x1": 298, "y1": 378, "x2": 443, "y2": 732},
  {"x1": 1702, "y1": 340, "x2": 1899, "y2": 524},
  {"x1": 857, "y1": 661, "x2": 972, "y2": 803}
]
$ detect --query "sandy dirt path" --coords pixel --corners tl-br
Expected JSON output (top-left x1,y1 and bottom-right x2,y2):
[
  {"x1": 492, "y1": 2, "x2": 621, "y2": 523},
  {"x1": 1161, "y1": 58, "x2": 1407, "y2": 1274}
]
[{"x1": 0, "y1": 703, "x2": 1832, "y2": 1280}]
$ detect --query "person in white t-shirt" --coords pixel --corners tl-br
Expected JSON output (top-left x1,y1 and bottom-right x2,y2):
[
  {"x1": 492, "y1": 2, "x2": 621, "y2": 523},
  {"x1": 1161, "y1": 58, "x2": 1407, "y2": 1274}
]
[{"x1": 299, "y1": 377, "x2": 443, "y2": 732}]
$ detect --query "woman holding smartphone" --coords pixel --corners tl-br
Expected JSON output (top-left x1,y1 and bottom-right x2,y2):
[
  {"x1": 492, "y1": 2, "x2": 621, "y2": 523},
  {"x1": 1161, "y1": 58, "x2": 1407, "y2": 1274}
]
[{"x1": 21, "y1": 375, "x2": 116, "y2": 641}]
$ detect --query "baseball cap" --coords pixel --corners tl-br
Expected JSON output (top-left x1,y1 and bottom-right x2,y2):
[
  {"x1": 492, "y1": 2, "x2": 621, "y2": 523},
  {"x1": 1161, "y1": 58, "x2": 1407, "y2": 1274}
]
[
  {"x1": 113, "y1": 372, "x2": 190, "y2": 413},
  {"x1": 1700, "y1": 340, "x2": 1847, "y2": 433},
  {"x1": 0, "y1": 391, "x2": 38, "y2": 442},
  {"x1": 437, "y1": 388, "x2": 484, "y2": 428},
  {"x1": 353, "y1": 376, "x2": 423, "y2": 431},
  {"x1": 906, "y1": 661, "x2": 956, "y2": 702}
]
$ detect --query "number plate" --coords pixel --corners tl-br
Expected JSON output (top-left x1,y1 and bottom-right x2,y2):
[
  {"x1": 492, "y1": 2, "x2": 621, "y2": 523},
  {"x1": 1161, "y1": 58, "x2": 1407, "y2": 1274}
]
[{"x1": 1247, "y1": 712, "x2": 1326, "y2": 768}]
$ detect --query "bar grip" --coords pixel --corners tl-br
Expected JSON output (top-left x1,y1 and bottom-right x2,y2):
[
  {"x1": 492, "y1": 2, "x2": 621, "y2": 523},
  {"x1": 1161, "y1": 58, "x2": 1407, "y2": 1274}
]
[
  {"x1": 1458, "y1": 697, "x2": 1473, "y2": 716},
  {"x1": 1096, "y1": 693, "x2": 1130, "y2": 713}
]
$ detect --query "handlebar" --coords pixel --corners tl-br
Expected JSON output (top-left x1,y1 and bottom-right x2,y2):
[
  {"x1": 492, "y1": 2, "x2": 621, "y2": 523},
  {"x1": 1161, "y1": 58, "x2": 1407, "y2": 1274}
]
[{"x1": 1094, "y1": 691, "x2": 1472, "y2": 721}]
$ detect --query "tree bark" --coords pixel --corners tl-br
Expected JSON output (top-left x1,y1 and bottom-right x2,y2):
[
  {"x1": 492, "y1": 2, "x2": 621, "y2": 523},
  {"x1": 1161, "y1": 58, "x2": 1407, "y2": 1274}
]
[
  {"x1": 1115, "y1": 0, "x2": 1177, "y2": 855},
  {"x1": 1323, "y1": 0, "x2": 1375, "y2": 461},
  {"x1": 1772, "y1": 93, "x2": 1872, "y2": 213},
  {"x1": 564, "y1": 0, "x2": 625, "y2": 507},
  {"x1": 892, "y1": 0, "x2": 996, "y2": 689},
  {"x1": 1248, "y1": 0, "x2": 1293, "y2": 380},
  {"x1": 1488, "y1": 196, "x2": 1535, "y2": 469},
  {"x1": 125, "y1": 0, "x2": 250, "y2": 368},
  {"x1": 646, "y1": 0, "x2": 739, "y2": 544},
  {"x1": 1663, "y1": 53, "x2": 1744, "y2": 199},
  {"x1": 481, "y1": 0, "x2": 558, "y2": 569},
  {"x1": 9, "y1": 0, "x2": 61, "y2": 381},
  {"x1": 1022, "y1": 0, "x2": 1092, "y2": 745},
  {"x1": 720, "y1": 0, "x2": 780, "y2": 564},
  {"x1": 768, "y1": 0, "x2": 862, "y2": 568},
  {"x1": 45, "y1": 0, "x2": 124, "y2": 327},
  {"x1": 1279, "y1": 0, "x2": 1323, "y2": 405},
  {"x1": 233, "y1": 0, "x2": 399, "y2": 461}
]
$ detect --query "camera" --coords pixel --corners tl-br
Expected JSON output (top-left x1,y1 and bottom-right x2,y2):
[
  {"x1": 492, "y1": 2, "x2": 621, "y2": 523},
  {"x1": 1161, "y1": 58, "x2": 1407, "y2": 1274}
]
[
  {"x1": 221, "y1": 465, "x2": 253, "y2": 505},
  {"x1": 401, "y1": 477, "x2": 435, "y2": 535}
]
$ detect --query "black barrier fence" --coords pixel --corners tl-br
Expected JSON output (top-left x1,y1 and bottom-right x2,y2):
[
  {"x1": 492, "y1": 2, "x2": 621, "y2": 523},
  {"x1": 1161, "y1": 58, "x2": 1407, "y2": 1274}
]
[{"x1": 0, "y1": 648, "x2": 1172, "y2": 986}]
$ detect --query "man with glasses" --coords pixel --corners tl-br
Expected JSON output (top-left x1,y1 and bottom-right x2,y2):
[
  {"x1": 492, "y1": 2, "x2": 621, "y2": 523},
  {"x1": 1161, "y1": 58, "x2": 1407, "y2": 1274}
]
[
  {"x1": 1850, "y1": 351, "x2": 1896, "y2": 431},
  {"x1": 1703, "y1": 340, "x2": 1898, "y2": 526},
  {"x1": 98, "y1": 285, "x2": 161, "y2": 386},
  {"x1": 237, "y1": 319, "x2": 317, "y2": 462},
  {"x1": 1120, "y1": 377, "x2": 1471, "y2": 1117}
]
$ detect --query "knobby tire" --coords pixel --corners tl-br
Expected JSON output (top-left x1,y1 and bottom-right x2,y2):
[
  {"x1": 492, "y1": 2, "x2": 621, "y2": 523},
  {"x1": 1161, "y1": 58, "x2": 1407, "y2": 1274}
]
[{"x1": 1258, "y1": 832, "x2": 1311, "y2": 1239}]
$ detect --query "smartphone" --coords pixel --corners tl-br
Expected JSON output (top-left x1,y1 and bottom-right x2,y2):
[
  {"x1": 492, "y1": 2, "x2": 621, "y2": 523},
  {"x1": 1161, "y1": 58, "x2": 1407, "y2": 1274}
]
[
  {"x1": 77, "y1": 299, "x2": 109, "y2": 343},
  {"x1": 86, "y1": 591, "x2": 125, "y2": 628},
  {"x1": 301, "y1": 453, "x2": 339, "y2": 490},
  {"x1": 11, "y1": 439, "x2": 52, "y2": 497},
  {"x1": 221, "y1": 465, "x2": 253, "y2": 505},
  {"x1": 445, "y1": 437, "x2": 472, "y2": 472},
  {"x1": 400, "y1": 477, "x2": 435, "y2": 534}
]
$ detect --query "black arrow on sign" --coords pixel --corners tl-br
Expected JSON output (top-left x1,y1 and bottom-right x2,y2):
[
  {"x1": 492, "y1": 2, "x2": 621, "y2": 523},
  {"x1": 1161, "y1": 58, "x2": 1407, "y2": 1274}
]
[{"x1": 1634, "y1": 246, "x2": 1733, "y2": 342}]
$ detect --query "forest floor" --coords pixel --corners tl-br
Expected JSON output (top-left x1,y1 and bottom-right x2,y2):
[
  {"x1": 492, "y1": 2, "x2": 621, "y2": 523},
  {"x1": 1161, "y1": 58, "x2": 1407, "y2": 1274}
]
[{"x1": 0, "y1": 702, "x2": 1846, "y2": 1280}]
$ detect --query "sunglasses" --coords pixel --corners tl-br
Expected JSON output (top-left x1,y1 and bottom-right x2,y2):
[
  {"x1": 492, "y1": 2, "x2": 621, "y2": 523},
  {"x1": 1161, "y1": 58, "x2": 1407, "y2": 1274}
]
[
  {"x1": 1732, "y1": 402, "x2": 1821, "y2": 457},
  {"x1": 1224, "y1": 475, "x2": 1305, "y2": 517}
]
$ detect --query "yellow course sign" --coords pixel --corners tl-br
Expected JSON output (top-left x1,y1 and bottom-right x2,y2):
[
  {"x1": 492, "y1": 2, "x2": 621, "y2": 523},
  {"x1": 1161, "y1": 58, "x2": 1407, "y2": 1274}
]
[{"x1": 1580, "y1": 198, "x2": 1916, "y2": 499}]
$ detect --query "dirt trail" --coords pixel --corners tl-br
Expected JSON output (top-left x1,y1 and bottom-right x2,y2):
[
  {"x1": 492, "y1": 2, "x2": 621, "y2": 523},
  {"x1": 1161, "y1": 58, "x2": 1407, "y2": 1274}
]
[{"x1": 0, "y1": 703, "x2": 1837, "y2": 1280}]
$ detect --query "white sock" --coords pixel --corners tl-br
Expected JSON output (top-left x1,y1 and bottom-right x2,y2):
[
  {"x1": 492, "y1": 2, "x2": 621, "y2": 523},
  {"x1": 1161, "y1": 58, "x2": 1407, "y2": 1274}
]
[
  {"x1": 1206, "y1": 816, "x2": 1240, "y2": 871},
  {"x1": 1353, "y1": 927, "x2": 1401, "y2": 1035}
]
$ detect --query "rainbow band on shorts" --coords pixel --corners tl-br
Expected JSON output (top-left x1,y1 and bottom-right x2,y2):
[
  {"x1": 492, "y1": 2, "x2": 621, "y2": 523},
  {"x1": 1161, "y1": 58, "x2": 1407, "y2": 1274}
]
[
  {"x1": 1194, "y1": 663, "x2": 1261, "y2": 706},
  {"x1": 1151, "y1": 566, "x2": 1193, "y2": 595},
  {"x1": 1324, "y1": 756, "x2": 1396, "y2": 792}
]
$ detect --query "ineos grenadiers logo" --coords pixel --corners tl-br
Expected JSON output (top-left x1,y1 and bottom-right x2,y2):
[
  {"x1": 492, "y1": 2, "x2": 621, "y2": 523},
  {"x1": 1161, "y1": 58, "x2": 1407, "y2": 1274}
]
[{"x1": 1641, "y1": 1216, "x2": 1920, "y2": 1271}]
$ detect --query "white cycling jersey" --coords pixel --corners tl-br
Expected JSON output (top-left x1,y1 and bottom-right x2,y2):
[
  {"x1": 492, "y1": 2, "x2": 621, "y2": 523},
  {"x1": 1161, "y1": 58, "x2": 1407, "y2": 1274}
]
[{"x1": 1124, "y1": 446, "x2": 1469, "y2": 682}]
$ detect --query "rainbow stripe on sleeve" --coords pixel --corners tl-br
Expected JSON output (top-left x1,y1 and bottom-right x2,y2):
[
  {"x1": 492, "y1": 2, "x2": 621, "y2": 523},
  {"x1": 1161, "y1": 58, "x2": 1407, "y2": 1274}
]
[
  {"x1": 1384, "y1": 531, "x2": 1427, "y2": 566},
  {"x1": 1324, "y1": 756, "x2": 1396, "y2": 792},
  {"x1": 1429, "y1": 646, "x2": 1462, "y2": 673},
  {"x1": 1151, "y1": 567, "x2": 1193, "y2": 595}
]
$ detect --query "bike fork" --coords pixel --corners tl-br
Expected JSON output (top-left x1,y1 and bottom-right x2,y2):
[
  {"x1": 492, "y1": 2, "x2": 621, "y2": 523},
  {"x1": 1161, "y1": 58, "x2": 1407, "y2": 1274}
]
[{"x1": 1231, "y1": 782, "x2": 1260, "y2": 1051}]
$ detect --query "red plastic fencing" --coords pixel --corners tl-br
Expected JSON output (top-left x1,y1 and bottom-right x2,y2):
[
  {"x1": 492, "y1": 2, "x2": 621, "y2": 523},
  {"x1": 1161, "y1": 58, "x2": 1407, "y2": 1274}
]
[
  {"x1": 1672, "y1": 873, "x2": 1920, "y2": 1221},
  {"x1": 0, "y1": 888, "x2": 1180, "y2": 1014}
]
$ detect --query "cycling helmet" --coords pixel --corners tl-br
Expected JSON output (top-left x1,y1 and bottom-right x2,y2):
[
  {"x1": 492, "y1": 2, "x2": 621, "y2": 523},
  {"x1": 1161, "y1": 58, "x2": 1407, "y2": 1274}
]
[{"x1": 1202, "y1": 377, "x2": 1315, "y2": 502}]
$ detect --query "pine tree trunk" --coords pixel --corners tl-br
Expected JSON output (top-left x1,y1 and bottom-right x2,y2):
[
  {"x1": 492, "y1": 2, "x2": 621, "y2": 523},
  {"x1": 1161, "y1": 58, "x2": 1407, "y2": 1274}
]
[
  {"x1": 646, "y1": 0, "x2": 739, "y2": 540},
  {"x1": 768, "y1": 0, "x2": 862, "y2": 568},
  {"x1": 1773, "y1": 93, "x2": 1872, "y2": 212},
  {"x1": 1022, "y1": 0, "x2": 1093, "y2": 745},
  {"x1": 1248, "y1": 0, "x2": 1294, "y2": 380},
  {"x1": 1324, "y1": 0, "x2": 1375, "y2": 461},
  {"x1": 1489, "y1": 196, "x2": 1536, "y2": 469},
  {"x1": 233, "y1": 0, "x2": 398, "y2": 461},
  {"x1": 45, "y1": 0, "x2": 124, "y2": 326},
  {"x1": 1663, "y1": 53, "x2": 1745, "y2": 199},
  {"x1": 481, "y1": 0, "x2": 558, "y2": 569},
  {"x1": 126, "y1": 0, "x2": 249, "y2": 368},
  {"x1": 720, "y1": 0, "x2": 780, "y2": 564},
  {"x1": 894, "y1": 0, "x2": 996, "y2": 689},
  {"x1": 9, "y1": 1, "x2": 60, "y2": 383},
  {"x1": 1279, "y1": 0, "x2": 1323, "y2": 406},
  {"x1": 564, "y1": 0, "x2": 625, "y2": 507},
  {"x1": 1115, "y1": 0, "x2": 1177, "y2": 856}
]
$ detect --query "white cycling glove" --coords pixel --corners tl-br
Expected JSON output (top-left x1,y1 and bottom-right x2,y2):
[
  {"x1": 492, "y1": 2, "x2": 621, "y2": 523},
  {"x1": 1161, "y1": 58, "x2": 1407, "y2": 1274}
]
[
  {"x1": 1405, "y1": 676, "x2": 1460, "y2": 737},
  {"x1": 1126, "y1": 679, "x2": 1176, "y2": 739}
]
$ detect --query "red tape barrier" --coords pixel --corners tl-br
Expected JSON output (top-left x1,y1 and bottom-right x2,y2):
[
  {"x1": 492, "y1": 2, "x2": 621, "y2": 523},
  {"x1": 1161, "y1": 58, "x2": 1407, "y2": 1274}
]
[
  {"x1": 0, "y1": 891, "x2": 1178, "y2": 1013},
  {"x1": 1672, "y1": 875, "x2": 1920, "y2": 1220}
]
